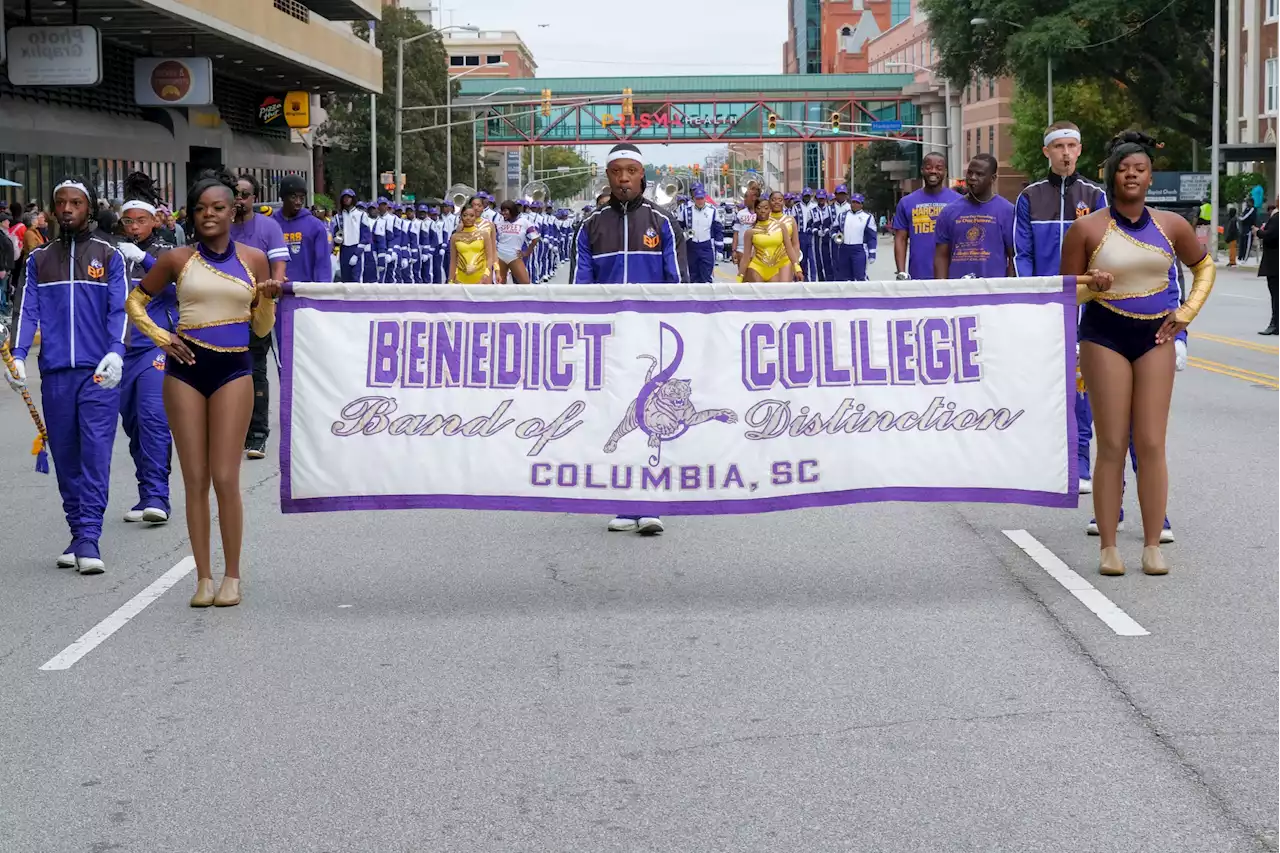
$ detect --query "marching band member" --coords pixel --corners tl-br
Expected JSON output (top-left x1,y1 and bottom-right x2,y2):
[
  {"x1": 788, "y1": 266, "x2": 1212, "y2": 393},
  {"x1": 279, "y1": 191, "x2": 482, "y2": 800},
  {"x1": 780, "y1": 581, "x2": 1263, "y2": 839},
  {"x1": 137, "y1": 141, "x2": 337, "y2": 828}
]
[
  {"x1": 127, "y1": 169, "x2": 283, "y2": 607},
  {"x1": 799, "y1": 188, "x2": 819, "y2": 281},
  {"x1": 358, "y1": 201, "x2": 379, "y2": 283},
  {"x1": 8, "y1": 177, "x2": 128, "y2": 575},
  {"x1": 271, "y1": 175, "x2": 331, "y2": 285},
  {"x1": 686, "y1": 185, "x2": 722, "y2": 283},
  {"x1": 835, "y1": 192, "x2": 877, "y2": 281},
  {"x1": 406, "y1": 204, "x2": 423, "y2": 284},
  {"x1": 815, "y1": 190, "x2": 833, "y2": 281},
  {"x1": 1063, "y1": 131, "x2": 1212, "y2": 577},
  {"x1": 574, "y1": 142, "x2": 683, "y2": 536},
  {"x1": 768, "y1": 191, "x2": 802, "y2": 277},
  {"x1": 371, "y1": 198, "x2": 391, "y2": 283},
  {"x1": 740, "y1": 195, "x2": 799, "y2": 283},
  {"x1": 892, "y1": 152, "x2": 962, "y2": 281},
  {"x1": 333, "y1": 189, "x2": 370, "y2": 284},
  {"x1": 229, "y1": 175, "x2": 287, "y2": 461},
  {"x1": 414, "y1": 205, "x2": 431, "y2": 284},
  {"x1": 495, "y1": 199, "x2": 538, "y2": 284},
  {"x1": 1013, "y1": 123, "x2": 1109, "y2": 496},
  {"x1": 830, "y1": 185, "x2": 851, "y2": 280},
  {"x1": 733, "y1": 185, "x2": 761, "y2": 267},
  {"x1": 436, "y1": 201, "x2": 454, "y2": 284},
  {"x1": 449, "y1": 201, "x2": 497, "y2": 284},
  {"x1": 113, "y1": 172, "x2": 175, "y2": 525}
]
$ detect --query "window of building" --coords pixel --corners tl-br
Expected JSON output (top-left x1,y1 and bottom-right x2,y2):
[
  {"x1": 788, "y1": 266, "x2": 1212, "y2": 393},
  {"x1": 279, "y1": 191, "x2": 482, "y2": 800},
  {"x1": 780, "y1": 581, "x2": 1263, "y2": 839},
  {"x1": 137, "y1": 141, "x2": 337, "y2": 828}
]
[
  {"x1": 1268, "y1": 0, "x2": 1278, "y2": 21},
  {"x1": 450, "y1": 55, "x2": 465, "y2": 67},
  {"x1": 965, "y1": 129, "x2": 972, "y2": 159},
  {"x1": 988, "y1": 77, "x2": 996, "y2": 99},
  {"x1": 840, "y1": 25, "x2": 855, "y2": 53},
  {"x1": 853, "y1": 0, "x2": 865, "y2": 10},
  {"x1": 1268, "y1": 57, "x2": 1278, "y2": 115},
  {"x1": 464, "y1": 55, "x2": 480, "y2": 66},
  {"x1": 988, "y1": 125, "x2": 995, "y2": 154},
  {"x1": 976, "y1": 126, "x2": 983, "y2": 155},
  {"x1": 891, "y1": 0, "x2": 910, "y2": 26},
  {"x1": 486, "y1": 54, "x2": 502, "y2": 65}
]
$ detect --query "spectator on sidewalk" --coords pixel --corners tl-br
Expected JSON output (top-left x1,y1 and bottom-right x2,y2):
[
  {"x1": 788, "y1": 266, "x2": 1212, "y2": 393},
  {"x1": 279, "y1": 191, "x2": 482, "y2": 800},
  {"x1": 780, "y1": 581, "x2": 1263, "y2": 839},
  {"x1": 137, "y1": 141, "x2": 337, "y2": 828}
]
[
  {"x1": 1224, "y1": 206, "x2": 1239, "y2": 266},
  {"x1": 1259, "y1": 203, "x2": 1277, "y2": 336}
]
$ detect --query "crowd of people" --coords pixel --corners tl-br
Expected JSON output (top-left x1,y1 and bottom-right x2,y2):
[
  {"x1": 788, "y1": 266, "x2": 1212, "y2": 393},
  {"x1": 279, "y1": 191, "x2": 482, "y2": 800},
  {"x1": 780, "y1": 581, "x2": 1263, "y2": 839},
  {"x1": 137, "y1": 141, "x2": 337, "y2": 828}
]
[{"x1": 0, "y1": 118, "x2": 1251, "y2": 602}]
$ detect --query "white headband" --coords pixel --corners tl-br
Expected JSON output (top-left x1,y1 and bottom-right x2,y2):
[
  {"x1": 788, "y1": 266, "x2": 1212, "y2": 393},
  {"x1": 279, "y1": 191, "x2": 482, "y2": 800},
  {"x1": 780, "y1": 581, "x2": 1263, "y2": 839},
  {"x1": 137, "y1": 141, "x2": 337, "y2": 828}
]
[
  {"x1": 1043, "y1": 128, "x2": 1082, "y2": 146},
  {"x1": 607, "y1": 148, "x2": 642, "y2": 165},
  {"x1": 121, "y1": 200, "x2": 157, "y2": 215},
  {"x1": 54, "y1": 180, "x2": 90, "y2": 197}
]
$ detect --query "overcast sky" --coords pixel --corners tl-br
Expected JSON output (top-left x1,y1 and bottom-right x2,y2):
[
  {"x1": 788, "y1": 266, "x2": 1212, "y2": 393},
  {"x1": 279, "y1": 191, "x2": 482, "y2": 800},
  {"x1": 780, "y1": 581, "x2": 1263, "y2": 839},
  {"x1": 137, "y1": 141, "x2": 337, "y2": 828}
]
[{"x1": 435, "y1": 0, "x2": 788, "y2": 166}]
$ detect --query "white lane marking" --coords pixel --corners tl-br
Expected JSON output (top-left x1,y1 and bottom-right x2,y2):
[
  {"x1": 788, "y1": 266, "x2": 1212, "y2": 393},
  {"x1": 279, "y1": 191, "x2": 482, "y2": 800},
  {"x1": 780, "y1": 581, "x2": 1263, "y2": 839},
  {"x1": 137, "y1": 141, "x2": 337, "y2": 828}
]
[
  {"x1": 1002, "y1": 530, "x2": 1149, "y2": 637},
  {"x1": 1217, "y1": 292, "x2": 1264, "y2": 301},
  {"x1": 39, "y1": 557, "x2": 196, "y2": 671}
]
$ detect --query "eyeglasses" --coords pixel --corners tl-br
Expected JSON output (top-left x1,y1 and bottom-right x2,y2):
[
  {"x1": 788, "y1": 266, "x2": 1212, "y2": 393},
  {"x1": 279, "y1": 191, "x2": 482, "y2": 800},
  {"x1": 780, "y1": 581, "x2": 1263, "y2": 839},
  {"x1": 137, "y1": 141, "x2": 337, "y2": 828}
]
[{"x1": 235, "y1": 190, "x2": 254, "y2": 199}]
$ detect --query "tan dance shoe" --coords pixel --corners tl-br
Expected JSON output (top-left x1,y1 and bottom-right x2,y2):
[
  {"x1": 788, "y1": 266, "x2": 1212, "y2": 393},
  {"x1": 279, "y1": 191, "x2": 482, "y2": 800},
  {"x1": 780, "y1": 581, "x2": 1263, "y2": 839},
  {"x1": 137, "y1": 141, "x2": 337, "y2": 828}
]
[
  {"x1": 190, "y1": 578, "x2": 216, "y2": 608},
  {"x1": 213, "y1": 577, "x2": 241, "y2": 607},
  {"x1": 1141, "y1": 546, "x2": 1169, "y2": 576},
  {"x1": 1099, "y1": 546, "x2": 1125, "y2": 576}
]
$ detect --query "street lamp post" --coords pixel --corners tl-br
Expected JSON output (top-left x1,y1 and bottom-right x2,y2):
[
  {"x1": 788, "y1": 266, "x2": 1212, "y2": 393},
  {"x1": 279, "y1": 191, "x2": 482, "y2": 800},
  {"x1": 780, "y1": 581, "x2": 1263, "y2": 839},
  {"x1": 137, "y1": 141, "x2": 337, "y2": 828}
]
[
  {"x1": 447, "y1": 62, "x2": 508, "y2": 189},
  {"x1": 394, "y1": 25, "x2": 478, "y2": 203}
]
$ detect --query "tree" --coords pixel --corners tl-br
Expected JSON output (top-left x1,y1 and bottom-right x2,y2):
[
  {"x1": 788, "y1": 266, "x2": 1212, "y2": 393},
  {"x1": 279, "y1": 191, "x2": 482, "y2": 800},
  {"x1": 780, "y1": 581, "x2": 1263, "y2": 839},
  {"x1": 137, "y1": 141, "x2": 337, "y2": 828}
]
[
  {"x1": 321, "y1": 6, "x2": 483, "y2": 201},
  {"x1": 1007, "y1": 79, "x2": 1196, "y2": 180},
  {"x1": 519, "y1": 147, "x2": 592, "y2": 202},
  {"x1": 848, "y1": 140, "x2": 905, "y2": 217},
  {"x1": 921, "y1": 0, "x2": 1215, "y2": 141}
]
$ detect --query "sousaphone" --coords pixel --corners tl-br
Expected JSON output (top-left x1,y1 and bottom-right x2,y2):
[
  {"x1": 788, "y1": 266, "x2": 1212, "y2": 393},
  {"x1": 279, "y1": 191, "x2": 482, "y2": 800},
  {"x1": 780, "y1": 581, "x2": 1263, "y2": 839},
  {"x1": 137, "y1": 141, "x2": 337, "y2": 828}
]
[
  {"x1": 654, "y1": 175, "x2": 685, "y2": 207},
  {"x1": 522, "y1": 180, "x2": 551, "y2": 205},
  {"x1": 446, "y1": 183, "x2": 474, "y2": 209}
]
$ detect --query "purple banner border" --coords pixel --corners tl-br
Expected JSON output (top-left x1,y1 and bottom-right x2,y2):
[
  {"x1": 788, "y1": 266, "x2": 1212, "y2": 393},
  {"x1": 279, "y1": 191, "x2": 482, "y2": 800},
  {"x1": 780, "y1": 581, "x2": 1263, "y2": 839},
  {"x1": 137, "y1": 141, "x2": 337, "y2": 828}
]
[{"x1": 278, "y1": 278, "x2": 1081, "y2": 514}]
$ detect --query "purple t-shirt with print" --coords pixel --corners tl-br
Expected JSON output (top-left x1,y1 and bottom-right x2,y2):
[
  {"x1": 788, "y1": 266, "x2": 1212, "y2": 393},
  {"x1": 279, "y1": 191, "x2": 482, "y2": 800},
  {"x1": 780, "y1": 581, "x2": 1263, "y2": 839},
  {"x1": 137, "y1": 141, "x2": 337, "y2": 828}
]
[
  {"x1": 934, "y1": 195, "x2": 1016, "y2": 279},
  {"x1": 230, "y1": 214, "x2": 289, "y2": 269},
  {"x1": 892, "y1": 186, "x2": 962, "y2": 280}
]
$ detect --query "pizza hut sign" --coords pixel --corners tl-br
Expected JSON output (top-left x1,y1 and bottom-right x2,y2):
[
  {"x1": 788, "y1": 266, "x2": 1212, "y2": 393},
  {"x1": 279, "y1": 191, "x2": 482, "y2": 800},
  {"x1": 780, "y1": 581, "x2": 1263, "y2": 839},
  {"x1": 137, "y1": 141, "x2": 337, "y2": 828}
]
[{"x1": 258, "y1": 94, "x2": 285, "y2": 128}]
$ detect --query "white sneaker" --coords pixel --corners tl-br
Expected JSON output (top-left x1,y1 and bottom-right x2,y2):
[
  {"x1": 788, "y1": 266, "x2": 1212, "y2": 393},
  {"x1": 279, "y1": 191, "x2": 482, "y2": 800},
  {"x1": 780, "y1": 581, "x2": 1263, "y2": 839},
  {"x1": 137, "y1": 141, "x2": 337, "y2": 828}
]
[
  {"x1": 124, "y1": 509, "x2": 145, "y2": 523},
  {"x1": 56, "y1": 551, "x2": 76, "y2": 569},
  {"x1": 141, "y1": 507, "x2": 169, "y2": 524},
  {"x1": 76, "y1": 556, "x2": 105, "y2": 575},
  {"x1": 607, "y1": 517, "x2": 639, "y2": 532},
  {"x1": 1160, "y1": 526, "x2": 1175, "y2": 544},
  {"x1": 637, "y1": 517, "x2": 664, "y2": 536},
  {"x1": 1079, "y1": 478, "x2": 1093, "y2": 494},
  {"x1": 1086, "y1": 519, "x2": 1125, "y2": 536}
]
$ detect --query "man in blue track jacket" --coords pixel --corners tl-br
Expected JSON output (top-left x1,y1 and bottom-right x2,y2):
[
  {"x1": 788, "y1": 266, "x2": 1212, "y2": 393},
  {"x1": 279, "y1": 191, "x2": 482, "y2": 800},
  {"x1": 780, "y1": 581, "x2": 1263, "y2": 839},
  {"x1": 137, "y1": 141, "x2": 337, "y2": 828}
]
[
  {"x1": 7, "y1": 178, "x2": 128, "y2": 575},
  {"x1": 574, "y1": 142, "x2": 684, "y2": 536}
]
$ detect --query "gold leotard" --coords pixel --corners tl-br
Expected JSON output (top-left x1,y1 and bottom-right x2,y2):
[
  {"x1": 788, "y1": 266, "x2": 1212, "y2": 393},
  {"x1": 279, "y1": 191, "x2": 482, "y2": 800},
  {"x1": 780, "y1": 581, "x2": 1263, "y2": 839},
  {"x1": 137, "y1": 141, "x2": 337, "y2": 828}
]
[
  {"x1": 126, "y1": 249, "x2": 274, "y2": 350},
  {"x1": 452, "y1": 226, "x2": 489, "y2": 284},
  {"x1": 747, "y1": 219, "x2": 790, "y2": 280}
]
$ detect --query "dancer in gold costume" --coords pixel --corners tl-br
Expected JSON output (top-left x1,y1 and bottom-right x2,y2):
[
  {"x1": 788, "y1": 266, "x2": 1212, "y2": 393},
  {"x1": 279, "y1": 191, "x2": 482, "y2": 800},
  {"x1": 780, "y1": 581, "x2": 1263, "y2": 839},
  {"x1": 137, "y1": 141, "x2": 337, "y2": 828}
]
[
  {"x1": 1062, "y1": 131, "x2": 1214, "y2": 577},
  {"x1": 449, "y1": 203, "x2": 497, "y2": 284},
  {"x1": 739, "y1": 196, "x2": 798, "y2": 282}
]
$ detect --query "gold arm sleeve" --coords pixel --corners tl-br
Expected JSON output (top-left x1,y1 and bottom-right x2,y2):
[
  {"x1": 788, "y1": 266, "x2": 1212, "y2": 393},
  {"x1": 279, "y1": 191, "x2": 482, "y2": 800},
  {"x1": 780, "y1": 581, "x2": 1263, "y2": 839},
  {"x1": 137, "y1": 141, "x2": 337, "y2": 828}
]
[
  {"x1": 1173, "y1": 254, "x2": 1215, "y2": 324},
  {"x1": 250, "y1": 296, "x2": 277, "y2": 338},
  {"x1": 125, "y1": 286, "x2": 173, "y2": 347}
]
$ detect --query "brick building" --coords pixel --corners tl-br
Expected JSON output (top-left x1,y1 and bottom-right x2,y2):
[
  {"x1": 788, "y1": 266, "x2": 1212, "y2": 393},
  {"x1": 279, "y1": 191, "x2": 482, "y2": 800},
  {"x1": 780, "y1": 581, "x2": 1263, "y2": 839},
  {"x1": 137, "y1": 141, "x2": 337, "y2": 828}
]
[{"x1": 1224, "y1": 0, "x2": 1278, "y2": 193}]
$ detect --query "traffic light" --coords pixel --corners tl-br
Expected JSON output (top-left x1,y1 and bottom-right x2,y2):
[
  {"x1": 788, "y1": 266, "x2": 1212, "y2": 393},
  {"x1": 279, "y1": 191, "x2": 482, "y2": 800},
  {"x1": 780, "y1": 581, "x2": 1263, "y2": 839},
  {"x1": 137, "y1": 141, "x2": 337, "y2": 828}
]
[
  {"x1": 721, "y1": 162, "x2": 729, "y2": 177},
  {"x1": 830, "y1": 111, "x2": 841, "y2": 132},
  {"x1": 693, "y1": 163, "x2": 701, "y2": 175},
  {"x1": 589, "y1": 162, "x2": 598, "y2": 177},
  {"x1": 541, "y1": 89, "x2": 552, "y2": 117},
  {"x1": 622, "y1": 88, "x2": 633, "y2": 118},
  {"x1": 767, "y1": 112, "x2": 777, "y2": 134}
]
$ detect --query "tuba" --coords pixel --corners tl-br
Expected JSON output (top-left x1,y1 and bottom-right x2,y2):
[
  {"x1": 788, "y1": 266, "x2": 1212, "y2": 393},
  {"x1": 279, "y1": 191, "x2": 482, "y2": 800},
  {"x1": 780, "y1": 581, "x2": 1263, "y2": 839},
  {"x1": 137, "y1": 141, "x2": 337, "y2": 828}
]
[
  {"x1": 446, "y1": 183, "x2": 474, "y2": 210},
  {"x1": 522, "y1": 180, "x2": 551, "y2": 205},
  {"x1": 654, "y1": 175, "x2": 685, "y2": 207}
]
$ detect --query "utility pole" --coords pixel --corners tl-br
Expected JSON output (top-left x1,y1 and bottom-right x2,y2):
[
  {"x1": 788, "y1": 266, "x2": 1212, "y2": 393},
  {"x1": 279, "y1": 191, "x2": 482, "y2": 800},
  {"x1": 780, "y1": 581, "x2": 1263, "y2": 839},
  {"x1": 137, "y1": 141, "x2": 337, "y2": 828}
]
[
  {"x1": 1209, "y1": 0, "x2": 1221, "y2": 261},
  {"x1": 368, "y1": 22, "x2": 377, "y2": 198}
]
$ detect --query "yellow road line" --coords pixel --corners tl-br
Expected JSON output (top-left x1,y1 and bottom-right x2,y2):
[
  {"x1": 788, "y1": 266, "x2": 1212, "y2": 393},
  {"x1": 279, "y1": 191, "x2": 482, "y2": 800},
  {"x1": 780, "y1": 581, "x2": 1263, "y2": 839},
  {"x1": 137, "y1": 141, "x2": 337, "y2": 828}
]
[
  {"x1": 1187, "y1": 357, "x2": 1279, "y2": 389},
  {"x1": 1192, "y1": 331, "x2": 1280, "y2": 355}
]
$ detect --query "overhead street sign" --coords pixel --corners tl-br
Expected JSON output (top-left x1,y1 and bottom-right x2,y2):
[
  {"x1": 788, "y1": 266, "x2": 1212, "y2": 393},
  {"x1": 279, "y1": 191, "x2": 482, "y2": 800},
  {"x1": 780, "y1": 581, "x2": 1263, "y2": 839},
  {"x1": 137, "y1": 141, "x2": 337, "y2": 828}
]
[{"x1": 870, "y1": 120, "x2": 903, "y2": 132}]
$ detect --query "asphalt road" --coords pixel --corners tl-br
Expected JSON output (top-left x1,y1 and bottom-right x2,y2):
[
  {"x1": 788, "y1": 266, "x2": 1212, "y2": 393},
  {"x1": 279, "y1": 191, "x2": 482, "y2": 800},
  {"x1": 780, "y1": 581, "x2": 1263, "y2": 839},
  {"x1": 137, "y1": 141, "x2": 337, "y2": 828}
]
[{"x1": 2, "y1": 251, "x2": 1275, "y2": 853}]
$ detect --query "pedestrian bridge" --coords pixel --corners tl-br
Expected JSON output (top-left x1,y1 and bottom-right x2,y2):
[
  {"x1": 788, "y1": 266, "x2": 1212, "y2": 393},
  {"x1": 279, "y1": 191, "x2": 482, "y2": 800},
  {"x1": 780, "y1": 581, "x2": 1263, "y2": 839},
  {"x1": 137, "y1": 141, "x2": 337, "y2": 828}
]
[{"x1": 455, "y1": 73, "x2": 919, "y2": 146}]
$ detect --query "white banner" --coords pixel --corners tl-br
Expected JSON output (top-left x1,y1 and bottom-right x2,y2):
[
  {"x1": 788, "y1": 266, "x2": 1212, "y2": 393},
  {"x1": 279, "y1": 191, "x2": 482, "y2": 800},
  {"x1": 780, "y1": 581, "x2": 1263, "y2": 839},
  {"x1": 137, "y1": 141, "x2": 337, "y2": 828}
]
[{"x1": 279, "y1": 278, "x2": 1080, "y2": 515}]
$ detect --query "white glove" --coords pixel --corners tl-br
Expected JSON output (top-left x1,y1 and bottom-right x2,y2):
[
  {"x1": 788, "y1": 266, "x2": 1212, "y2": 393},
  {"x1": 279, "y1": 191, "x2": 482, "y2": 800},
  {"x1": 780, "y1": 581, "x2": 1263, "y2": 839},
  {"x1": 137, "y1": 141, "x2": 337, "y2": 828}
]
[
  {"x1": 93, "y1": 352, "x2": 123, "y2": 390},
  {"x1": 868, "y1": 252, "x2": 877, "y2": 264},
  {"x1": 117, "y1": 242, "x2": 146, "y2": 264},
  {"x1": 401, "y1": 258, "x2": 410, "y2": 269},
  {"x1": 895, "y1": 271, "x2": 910, "y2": 281},
  {"x1": 1174, "y1": 338, "x2": 1187, "y2": 372},
  {"x1": 5, "y1": 358, "x2": 26, "y2": 392},
  {"x1": 348, "y1": 254, "x2": 360, "y2": 267}
]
